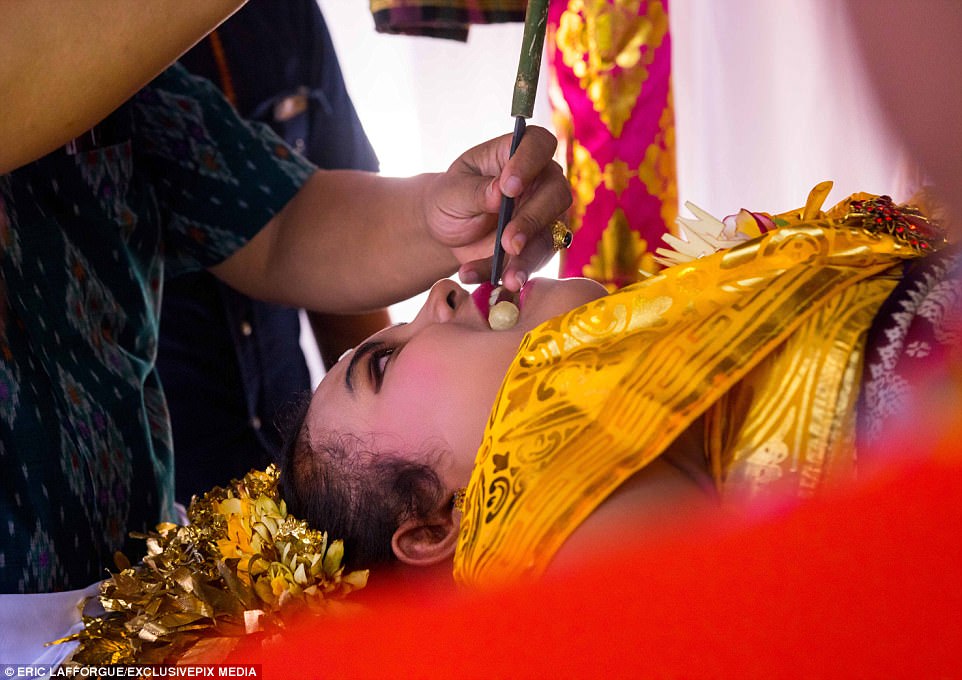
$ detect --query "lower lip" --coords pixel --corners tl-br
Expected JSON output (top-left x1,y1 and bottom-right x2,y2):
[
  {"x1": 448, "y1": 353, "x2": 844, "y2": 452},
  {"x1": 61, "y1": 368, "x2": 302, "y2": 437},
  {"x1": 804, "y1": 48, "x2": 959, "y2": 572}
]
[
  {"x1": 518, "y1": 279, "x2": 537, "y2": 309},
  {"x1": 472, "y1": 281, "x2": 529, "y2": 318}
]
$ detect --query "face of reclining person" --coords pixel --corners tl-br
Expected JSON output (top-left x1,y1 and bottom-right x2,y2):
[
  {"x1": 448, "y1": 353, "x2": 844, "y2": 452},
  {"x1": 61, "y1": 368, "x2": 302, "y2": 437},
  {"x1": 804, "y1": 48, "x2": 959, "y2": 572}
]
[{"x1": 306, "y1": 276, "x2": 607, "y2": 492}]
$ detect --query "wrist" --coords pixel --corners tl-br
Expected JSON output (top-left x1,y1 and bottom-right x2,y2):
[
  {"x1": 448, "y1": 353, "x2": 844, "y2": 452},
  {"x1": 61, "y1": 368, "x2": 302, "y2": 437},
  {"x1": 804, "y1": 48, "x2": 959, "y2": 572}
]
[{"x1": 415, "y1": 172, "x2": 460, "y2": 271}]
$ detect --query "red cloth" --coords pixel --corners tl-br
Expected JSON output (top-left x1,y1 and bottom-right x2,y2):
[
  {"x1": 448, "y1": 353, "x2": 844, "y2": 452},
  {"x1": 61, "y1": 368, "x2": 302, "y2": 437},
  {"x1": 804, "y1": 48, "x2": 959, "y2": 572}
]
[{"x1": 241, "y1": 432, "x2": 962, "y2": 677}]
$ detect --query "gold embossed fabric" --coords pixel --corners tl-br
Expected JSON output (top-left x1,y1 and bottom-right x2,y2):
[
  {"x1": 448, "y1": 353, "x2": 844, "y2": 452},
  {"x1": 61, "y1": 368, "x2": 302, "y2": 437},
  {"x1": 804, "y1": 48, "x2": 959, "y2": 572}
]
[
  {"x1": 550, "y1": 0, "x2": 676, "y2": 289},
  {"x1": 454, "y1": 198, "x2": 937, "y2": 588}
]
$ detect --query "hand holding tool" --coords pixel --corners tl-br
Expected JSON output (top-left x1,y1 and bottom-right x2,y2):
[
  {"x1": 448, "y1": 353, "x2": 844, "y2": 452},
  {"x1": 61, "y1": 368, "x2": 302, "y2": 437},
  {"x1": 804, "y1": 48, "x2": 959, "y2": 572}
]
[{"x1": 489, "y1": 0, "x2": 550, "y2": 286}]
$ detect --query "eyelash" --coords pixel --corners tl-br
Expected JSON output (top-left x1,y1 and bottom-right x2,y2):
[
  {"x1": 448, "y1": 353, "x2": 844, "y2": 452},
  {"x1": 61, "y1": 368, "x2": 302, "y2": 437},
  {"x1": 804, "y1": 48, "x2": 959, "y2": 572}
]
[{"x1": 369, "y1": 346, "x2": 395, "y2": 392}]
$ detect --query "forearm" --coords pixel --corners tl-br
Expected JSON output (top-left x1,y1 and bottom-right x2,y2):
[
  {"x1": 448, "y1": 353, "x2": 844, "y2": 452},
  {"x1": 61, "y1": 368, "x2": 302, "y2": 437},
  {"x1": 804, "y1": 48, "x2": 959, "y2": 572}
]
[
  {"x1": 211, "y1": 127, "x2": 569, "y2": 311},
  {"x1": 0, "y1": 0, "x2": 245, "y2": 173},
  {"x1": 212, "y1": 170, "x2": 461, "y2": 313}
]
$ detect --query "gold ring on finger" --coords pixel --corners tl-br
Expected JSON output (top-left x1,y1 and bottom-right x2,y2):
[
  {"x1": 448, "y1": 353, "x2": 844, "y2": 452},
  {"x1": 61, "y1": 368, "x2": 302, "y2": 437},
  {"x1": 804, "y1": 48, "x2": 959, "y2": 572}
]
[{"x1": 551, "y1": 220, "x2": 573, "y2": 251}]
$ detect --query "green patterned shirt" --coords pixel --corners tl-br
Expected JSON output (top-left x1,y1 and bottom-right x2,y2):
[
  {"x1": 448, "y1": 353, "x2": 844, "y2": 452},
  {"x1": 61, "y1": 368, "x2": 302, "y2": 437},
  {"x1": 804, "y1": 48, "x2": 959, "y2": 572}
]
[{"x1": 0, "y1": 64, "x2": 315, "y2": 592}]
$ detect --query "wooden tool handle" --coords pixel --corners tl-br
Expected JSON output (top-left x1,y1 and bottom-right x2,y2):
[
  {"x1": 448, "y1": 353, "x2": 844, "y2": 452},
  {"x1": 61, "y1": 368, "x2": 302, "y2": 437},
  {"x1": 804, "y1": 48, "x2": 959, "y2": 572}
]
[{"x1": 510, "y1": 0, "x2": 550, "y2": 119}]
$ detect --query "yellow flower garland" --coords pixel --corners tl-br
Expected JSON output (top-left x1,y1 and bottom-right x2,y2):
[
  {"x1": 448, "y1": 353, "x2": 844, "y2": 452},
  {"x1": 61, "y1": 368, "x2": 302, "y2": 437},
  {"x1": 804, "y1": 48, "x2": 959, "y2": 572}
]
[{"x1": 55, "y1": 466, "x2": 367, "y2": 665}]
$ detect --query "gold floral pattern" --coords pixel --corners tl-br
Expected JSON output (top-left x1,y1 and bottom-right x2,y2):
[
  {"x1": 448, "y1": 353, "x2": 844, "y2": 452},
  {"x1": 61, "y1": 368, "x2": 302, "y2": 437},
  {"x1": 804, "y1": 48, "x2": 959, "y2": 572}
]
[
  {"x1": 637, "y1": 88, "x2": 677, "y2": 228},
  {"x1": 551, "y1": 0, "x2": 676, "y2": 290},
  {"x1": 559, "y1": 85, "x2": 676, "y2": 287},
  {"x1": 556, "y1": 0, "x2": 669, "y2": 136},
  {"x1": 582, "y1": 208, "x2": 659, "y2": 290},
  {"x1": 566, "y1": 139, "x2": 602, "y2": 234}
]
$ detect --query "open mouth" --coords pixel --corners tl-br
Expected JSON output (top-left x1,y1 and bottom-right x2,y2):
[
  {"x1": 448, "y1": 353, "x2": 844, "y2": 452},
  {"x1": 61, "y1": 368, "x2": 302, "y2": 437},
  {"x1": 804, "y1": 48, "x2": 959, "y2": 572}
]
[{"x1": 471, "y1": 282, "x2": 520, "y2": 329}]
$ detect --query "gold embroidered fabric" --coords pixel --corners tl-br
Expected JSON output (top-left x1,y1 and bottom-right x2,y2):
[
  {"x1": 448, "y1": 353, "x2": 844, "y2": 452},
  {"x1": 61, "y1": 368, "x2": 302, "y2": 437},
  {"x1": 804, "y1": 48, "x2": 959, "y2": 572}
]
[
  {"x1": 552, "y1": 0, "x2": 677, "y2": 288},
  {"x1": 454, "y1": 199, "x2": 934, "y2": 588}
]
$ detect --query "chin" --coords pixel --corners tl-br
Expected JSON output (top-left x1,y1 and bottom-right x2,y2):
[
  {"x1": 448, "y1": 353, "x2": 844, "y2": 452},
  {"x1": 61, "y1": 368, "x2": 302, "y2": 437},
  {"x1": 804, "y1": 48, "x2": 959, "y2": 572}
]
[{"x1": 518, "y1": 276, "x2": 606, "y2": 326}]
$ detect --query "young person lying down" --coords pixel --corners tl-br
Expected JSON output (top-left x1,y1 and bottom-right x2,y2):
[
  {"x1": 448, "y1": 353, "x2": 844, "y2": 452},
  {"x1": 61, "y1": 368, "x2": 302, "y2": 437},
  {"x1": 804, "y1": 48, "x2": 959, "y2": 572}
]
[{"x1": 281, "y1": 182, "x2": 956, "y2": 589}]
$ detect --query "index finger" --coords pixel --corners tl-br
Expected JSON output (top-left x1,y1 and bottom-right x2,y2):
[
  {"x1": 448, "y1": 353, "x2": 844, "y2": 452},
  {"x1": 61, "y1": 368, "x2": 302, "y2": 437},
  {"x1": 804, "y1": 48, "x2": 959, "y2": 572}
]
[{"x1": 497, "y1": 126, "x2": 559, "y2": 198}]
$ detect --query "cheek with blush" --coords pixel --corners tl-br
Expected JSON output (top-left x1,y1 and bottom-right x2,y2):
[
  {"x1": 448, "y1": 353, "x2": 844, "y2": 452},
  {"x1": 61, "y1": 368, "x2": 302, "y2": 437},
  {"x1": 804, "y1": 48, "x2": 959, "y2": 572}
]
[
  {"x1": 398, "y1": 359, "x2": 447, "y2": 399},
  {"x1": 409, "y1": 345, "x2": 505, "y2": 454}
]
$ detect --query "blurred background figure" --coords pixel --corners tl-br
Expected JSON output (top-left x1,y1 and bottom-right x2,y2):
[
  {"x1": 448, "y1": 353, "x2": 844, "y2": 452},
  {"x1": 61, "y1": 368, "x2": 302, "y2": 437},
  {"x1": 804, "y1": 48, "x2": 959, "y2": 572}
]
[{"x1": 158, "y1": 0, "x2": 390, "y2": 504}]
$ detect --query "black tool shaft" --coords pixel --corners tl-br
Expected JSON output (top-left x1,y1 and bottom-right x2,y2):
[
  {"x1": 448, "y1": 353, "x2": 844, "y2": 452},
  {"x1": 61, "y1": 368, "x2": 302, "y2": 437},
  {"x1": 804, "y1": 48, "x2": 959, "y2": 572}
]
[
  {"x1": 490, "y1": 115, "x2": 526, "y2": 286},
  {"x1": 489, "y1": 0, "x2": 550, "y2": 286}
]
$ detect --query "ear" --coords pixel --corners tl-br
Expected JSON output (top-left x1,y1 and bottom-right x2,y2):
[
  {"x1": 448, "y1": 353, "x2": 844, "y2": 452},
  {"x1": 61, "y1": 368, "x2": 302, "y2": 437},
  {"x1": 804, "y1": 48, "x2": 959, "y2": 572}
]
[{"x1": 391, "y1": 507, "x2": 459, "y2": 567}]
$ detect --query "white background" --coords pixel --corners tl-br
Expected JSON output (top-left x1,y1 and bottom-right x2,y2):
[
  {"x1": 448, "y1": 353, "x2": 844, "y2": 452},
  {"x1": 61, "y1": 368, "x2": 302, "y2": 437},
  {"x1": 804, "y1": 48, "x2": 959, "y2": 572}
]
[{"x1": 304, "y1": 0, "x2": 912, "y2": 384}]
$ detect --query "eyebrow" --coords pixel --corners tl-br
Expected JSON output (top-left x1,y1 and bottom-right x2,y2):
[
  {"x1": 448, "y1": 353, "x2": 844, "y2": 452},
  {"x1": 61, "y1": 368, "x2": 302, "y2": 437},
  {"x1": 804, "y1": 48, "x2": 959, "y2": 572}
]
[
  {"x1": 345, "y1": 340, "x2": 382, "y2": 394},
  {"x1": 342, "y1": 323, "x2": 407, "y2": 394}
]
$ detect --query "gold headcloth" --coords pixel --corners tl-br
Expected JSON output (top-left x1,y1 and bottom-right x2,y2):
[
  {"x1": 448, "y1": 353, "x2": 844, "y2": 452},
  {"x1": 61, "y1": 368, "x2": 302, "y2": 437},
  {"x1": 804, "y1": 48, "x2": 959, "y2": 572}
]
[{"x1": 454, "y1": 184, "x2": 943, "y2": 588}]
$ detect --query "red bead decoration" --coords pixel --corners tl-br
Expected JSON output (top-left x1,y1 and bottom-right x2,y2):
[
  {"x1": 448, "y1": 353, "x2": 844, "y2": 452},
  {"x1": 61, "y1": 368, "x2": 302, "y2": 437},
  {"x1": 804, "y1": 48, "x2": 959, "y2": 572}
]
[{"x1": 843, "y1": 195, "x2": 947, "y2": 253}]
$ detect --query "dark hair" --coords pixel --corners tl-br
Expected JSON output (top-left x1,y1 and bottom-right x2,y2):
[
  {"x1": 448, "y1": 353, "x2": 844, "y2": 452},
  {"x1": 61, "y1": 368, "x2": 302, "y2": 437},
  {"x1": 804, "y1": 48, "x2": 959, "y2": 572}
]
[{"x1": 277, "y1": 398, "x2": 446, "y2": 570}]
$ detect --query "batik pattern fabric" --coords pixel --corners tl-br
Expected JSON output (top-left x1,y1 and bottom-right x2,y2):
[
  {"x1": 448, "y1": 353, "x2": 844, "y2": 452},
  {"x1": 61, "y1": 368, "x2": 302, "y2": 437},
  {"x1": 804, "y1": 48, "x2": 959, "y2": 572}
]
[
  {"x1": 369, "y1": 0, "x2": 526, "y2": 41},
  {"x1": 454, "y1": 190, "x2": 941, "y2": 588},
  {"x1": 857, "y1": 244, "x2": 962, "y2": 451},
  {"x1": 0, "y1": 64, "x2": 315, "y2": 593},
  {"x1": 550, "y1": 0, "x2": 675, "y2": 290}
]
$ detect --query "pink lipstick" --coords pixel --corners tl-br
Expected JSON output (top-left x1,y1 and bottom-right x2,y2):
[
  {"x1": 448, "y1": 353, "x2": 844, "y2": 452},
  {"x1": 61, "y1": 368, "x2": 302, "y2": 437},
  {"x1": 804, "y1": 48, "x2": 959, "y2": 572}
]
[{"x1": 471, "y1": 282, "x2": 520, "y2": 330}]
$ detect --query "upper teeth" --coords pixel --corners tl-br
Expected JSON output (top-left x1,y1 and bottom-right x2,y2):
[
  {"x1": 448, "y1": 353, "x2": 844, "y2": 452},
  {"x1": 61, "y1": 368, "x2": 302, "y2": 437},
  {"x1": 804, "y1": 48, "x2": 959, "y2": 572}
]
[{"x1": 488, "y1": 286, "x2": 519, "y2": 330}]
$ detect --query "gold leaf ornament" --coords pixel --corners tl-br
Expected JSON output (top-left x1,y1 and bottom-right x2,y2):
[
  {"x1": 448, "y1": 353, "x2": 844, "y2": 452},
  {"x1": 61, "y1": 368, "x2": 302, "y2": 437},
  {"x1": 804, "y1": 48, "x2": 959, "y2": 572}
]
[{"x1": 53, "y1": 465, "x2": 368, "y2": 665}]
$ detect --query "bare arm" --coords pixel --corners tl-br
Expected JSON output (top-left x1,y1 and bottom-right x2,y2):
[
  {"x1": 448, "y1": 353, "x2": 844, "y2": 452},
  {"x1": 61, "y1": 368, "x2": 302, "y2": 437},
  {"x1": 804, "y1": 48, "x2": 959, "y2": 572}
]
[
  {"x1": 547, "y1": 425, "x2": 717, "y2": 578},
  {"x1": 0, "y1": 0, "x2": 245, "y2": 173},
  {"x1": 210, "y1": 127, "x2": 571, "y2": 313},
  {"x1": 212, "y1": 170, "x2": 458, "y2": 312}
]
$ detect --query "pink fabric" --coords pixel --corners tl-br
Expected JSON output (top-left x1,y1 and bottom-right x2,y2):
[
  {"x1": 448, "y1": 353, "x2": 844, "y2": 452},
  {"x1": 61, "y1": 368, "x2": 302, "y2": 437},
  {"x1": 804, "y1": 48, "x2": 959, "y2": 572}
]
[{"x1": 549, "y1": 0, "x2": 676, "y2": 287}]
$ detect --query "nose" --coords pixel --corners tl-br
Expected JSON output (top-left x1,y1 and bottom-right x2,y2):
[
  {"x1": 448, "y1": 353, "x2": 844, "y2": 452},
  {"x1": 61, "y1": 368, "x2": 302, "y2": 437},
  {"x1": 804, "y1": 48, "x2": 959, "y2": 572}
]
[{"x1": 421, "y1": 279, "x2": 466, "y2": 324}]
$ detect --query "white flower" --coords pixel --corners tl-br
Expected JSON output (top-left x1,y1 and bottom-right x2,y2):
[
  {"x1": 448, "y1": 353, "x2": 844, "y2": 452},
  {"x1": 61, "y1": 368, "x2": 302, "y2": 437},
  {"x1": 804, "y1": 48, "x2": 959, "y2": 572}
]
[{"x1": 905, "y1": 340, "x2": 931, "y2": 358}]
